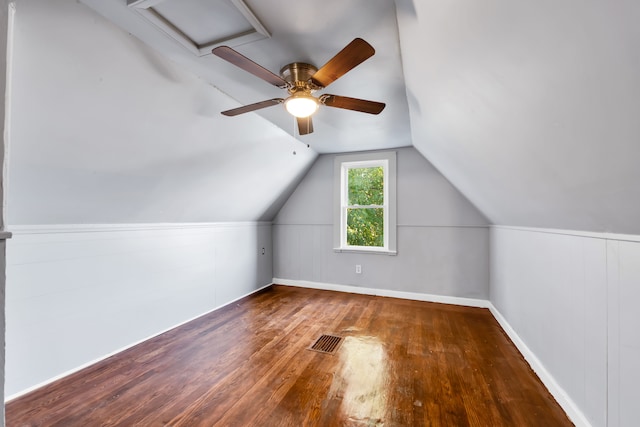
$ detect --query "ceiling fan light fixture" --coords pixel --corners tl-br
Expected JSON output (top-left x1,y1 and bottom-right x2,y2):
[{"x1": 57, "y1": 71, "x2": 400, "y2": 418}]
[
  {"x1": 213, "y1": 39, "x2": 383, "y2": 135},
  {"x1": 284, "y1": 94, "x2": 319, "y2": 118}
]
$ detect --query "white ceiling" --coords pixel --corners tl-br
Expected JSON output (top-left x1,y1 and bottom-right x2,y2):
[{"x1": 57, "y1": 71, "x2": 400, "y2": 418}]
[
  {"x1": 151, "y1": 0, "x2": 255, "y2": 46},
  {"x1": 82, "y1": 0, "x2": 640, "y2": 234},
  {"x1": 14, "y1": 0, "x2": 640, "y2": 233},
  {"x1": 397, "y1": 0, "x2": 640, "y2": 234},
  {"x1": 8, "y1": 0, "x2": 316, "y2": 224},
  {"x1": 81, "y1": 0, "x2": 412, "y2": 154}
]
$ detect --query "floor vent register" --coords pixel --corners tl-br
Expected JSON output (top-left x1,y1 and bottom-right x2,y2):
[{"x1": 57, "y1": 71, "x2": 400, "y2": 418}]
[{"x1": 308, "y1": 334, "x2": 344, "y2": 354}]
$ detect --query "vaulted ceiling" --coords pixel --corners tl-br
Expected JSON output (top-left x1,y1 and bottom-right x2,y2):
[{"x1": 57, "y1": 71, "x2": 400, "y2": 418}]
[
  {"x1": 10, "y1": 0, "x2": 640, "y2": 233},
  {"x1": 81, "y1": 0, "x2": 412, "y2": 153},
  {"x1": 397, "y1": 0, "x2": 640, "y2": 234}
]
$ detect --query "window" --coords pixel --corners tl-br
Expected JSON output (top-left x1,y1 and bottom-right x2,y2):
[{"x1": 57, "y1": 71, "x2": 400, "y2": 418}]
[{"x1": 334, "y1": 151, "x2": 396, "y2": 254}]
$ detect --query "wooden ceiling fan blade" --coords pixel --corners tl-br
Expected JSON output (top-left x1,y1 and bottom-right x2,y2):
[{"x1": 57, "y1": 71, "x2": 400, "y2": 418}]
[
  {"x1": 310, "y1": 38, "x2": 375, "y2": 88},
  {"x1": 297, "y1": 116, "x2": 314, "y2": 135},
  {"x1": 321, "y1": 95, "x2": 385, "y2": 114},
  {"x1": 221, "y1": 98, "x2": 283, "y2": 116},
  {"x1": 212, "y1": 46, "x2": 289, "y2": 89}
]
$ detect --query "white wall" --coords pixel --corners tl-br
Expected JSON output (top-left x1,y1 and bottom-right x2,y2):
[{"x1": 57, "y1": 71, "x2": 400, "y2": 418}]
[
  {"x1": 0, "y1": 2, "x2": 12, "y2": 425},
  {"x1": 5, "y1": 223, "x2": 272, "y2": 398},
  {"x1": 4, "y1": 0, "x2": 292, "y2": 399},
  {"x1": 274, "y1": 147, "x2": 490, "y2": 298},
  {"x1": 0, "y1": 240, "x2": 6, "y2": 425},
  {"x1": 491, "y1": 226, "x2": 640, "y2": 427}
]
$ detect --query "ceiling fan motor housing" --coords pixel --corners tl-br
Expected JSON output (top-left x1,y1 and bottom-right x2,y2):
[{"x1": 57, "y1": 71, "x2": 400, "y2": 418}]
[{"x1": 280, "y1": 62, "x2": 320, "y2": 94}]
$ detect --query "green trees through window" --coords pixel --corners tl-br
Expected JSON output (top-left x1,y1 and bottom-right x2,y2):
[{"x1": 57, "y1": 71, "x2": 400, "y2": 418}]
[
  {"x1": 334, "y1": 151, "x2": 396, "y2": 253},
  {"x1": 346, "y1": 166, "x2": 384, "y2": 247}
]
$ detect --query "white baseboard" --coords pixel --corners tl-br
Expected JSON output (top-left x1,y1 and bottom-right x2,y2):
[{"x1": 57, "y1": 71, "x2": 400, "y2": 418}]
[
  {"x1": 272, "y1": 278, "x2": 490, "y2": 308},
  {"x1": 5, "y1": 282, "x2": 274, "y2": 402},
  {"x1": 274, "y1": 277, "x2": 591, "y2": 427},
  {"x1": 488, "y1": 304, "x2": 592, "y2": 427}
]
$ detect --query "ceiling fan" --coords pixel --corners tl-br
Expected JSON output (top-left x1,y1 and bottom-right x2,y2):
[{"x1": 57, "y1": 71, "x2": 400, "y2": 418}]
[{"x1": 212, "y1": 38, "x2": 386, "y2": 136}]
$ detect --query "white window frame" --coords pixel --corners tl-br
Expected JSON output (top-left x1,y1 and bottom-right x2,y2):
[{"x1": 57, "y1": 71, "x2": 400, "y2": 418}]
[{"x1": 333, "y1": 151, "x2": 397, "y2": 255}]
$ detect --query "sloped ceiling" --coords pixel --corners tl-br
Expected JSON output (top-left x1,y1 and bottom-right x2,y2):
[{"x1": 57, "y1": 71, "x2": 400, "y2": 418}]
[
  {"x1": 81, "y1": 0, "x2": 412, "y2": 153},
  {"x1": 12, "y1": 0, "x2": 640, "y2": 233},
  {"x1": 8, "y1": 0, "x2": 316, "y2": 224},
  {"x1": 397, "y1": 0, "x2": 640, "y2": 234}
]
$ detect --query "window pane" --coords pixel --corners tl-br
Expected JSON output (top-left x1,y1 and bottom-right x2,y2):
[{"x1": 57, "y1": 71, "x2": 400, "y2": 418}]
[
  {"x1": 348, "y1": 167, "x2": 383, "y2": 206},
  {"x1": 347, "y1": 208, "x2": 384, "y2": 247}
]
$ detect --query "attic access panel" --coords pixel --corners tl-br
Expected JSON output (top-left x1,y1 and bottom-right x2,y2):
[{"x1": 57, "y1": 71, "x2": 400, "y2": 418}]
[{"x1": 127, "y1": 0, "x2": 269, "y2": 57}]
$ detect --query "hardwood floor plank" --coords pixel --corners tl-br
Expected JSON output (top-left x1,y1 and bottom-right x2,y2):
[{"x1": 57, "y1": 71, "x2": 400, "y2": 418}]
[{"x1": 6, "y1": 285, "x2": 573, "y2": 426}]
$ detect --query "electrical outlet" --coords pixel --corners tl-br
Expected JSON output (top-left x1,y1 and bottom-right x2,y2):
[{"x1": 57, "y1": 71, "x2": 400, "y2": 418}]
[
  {"x1": 261, "y1": 247, "x2": 265, "y2": 255},
  {"x1": 355, "y1": 264, "x2": 362, "y2": 274}
]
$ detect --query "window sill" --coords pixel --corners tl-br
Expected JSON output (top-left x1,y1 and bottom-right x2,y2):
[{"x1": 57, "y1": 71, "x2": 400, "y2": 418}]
[{"x1": 333, "y1": 247, "x2": 397, "y2": 256}]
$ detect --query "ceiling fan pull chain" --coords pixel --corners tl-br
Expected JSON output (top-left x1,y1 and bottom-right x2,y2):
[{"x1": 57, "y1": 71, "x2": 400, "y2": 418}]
[{"x1": 292, "y1": 115, "x2": 297, "y2": 155}]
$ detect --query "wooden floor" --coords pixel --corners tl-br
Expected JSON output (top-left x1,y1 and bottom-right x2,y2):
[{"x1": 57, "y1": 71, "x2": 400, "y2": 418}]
[{"x1": 7, "y1": 285, "x2": 572, "y2": 426}]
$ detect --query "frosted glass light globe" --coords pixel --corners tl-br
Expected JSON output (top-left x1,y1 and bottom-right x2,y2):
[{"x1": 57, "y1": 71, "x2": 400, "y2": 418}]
[{"x1": 285, "y1": 95, "x2": 319, "y2": 118}]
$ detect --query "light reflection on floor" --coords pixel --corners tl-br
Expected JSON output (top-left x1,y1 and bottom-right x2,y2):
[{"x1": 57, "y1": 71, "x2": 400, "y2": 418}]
[{"x1": 326, "y1": 336, "x2": 388, "y2": 426}]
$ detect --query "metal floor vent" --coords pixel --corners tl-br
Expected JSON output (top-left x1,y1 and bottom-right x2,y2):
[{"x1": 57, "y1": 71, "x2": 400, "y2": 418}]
[{"x1": 308, "y1": 334, "x2": 344, "y2": 354}]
